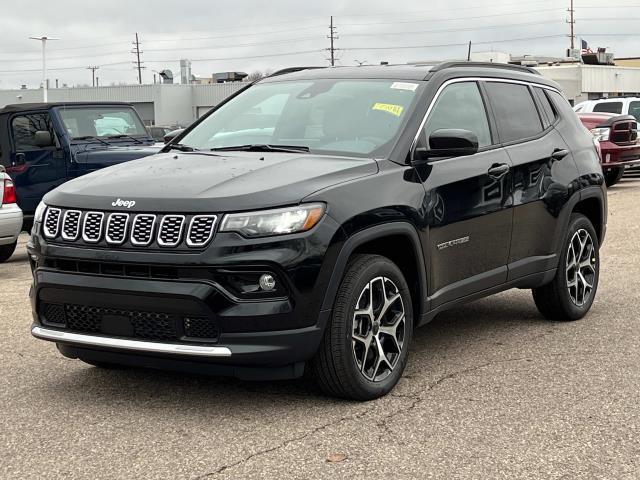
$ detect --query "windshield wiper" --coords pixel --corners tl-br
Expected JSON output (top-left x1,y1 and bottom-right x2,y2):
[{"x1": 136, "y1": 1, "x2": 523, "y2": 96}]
[
  {"x1": 105, "y1": 134, "x2": 144, "y2": 144},
  {"x1": 166, "y1": 143, "x2": 197, "y2": 152},
  {"x1": 210, "y1": 144, "x2": 310, "y2": 153},
  {"x1": 72, "y1": 135, "x2": 110, "y2": 146}
]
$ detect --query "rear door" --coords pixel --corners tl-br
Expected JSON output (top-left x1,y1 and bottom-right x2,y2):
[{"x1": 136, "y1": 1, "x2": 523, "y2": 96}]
[
  {"x1": 415, "y1": 81, "x2": 513, "y2": 307},
  {"x1": 7, "y1": 111, "x2": 67, "y2": 214},
  {"x1": 483, "y1": 81, "x2": 578, "y2": 279}
]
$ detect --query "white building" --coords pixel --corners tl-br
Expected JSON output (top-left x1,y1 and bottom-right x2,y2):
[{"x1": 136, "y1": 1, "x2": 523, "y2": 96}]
[
  {"x1": 536, "y1": 64, "x2": 640, "y2": 104},
  {"x1": 0, "y1": 82, "x2": 245, "y2": 127}
]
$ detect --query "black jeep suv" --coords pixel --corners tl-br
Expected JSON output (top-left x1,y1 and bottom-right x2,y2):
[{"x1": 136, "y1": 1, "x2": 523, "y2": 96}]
[{"x1": 29, "y1": 62, "x2": 606, "y2": 400}]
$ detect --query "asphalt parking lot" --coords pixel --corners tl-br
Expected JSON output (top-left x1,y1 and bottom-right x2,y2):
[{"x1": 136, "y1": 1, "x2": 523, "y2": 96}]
[{"x1": 1, "y1": 174, "x2": 639, "y2": 480}]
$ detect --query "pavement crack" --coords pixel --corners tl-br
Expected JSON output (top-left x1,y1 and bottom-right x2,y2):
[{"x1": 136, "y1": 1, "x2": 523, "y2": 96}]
[{"x1": 192, "y1": 406, "x2": 376, "y2": 479}]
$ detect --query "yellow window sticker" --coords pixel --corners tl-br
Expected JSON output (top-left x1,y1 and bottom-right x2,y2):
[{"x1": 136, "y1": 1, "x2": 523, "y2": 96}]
[{"x1": 372, "y1": 103, "x2": 404, "y2": 117}]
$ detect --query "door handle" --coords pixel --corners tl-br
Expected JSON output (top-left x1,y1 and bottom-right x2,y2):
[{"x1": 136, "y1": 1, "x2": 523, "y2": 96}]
[
  {"x1": 551, "y1": 148, "x2": 569, "y2": 160},
  {"x1": 488, "y1": 163, "x2": 510, "y2": 179}
]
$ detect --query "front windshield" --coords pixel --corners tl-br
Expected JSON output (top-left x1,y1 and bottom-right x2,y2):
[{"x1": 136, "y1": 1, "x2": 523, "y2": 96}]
[
  {"x1": 179, "y1": 79, "x2": 423, "y2": 157},
  {"x1": 58, "y1": 107, "x2": 149, "y2": 139}
]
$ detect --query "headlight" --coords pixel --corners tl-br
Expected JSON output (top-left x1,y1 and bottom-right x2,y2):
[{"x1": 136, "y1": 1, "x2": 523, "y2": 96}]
[
  {"x1": 34, "y1": 201, "x2": 47, "y2": 223},
  {"x1": 220, "y1": 203, "x2": 325, "y2": 238},
  {"x1": 590, "y1": 127, "x2": 610, "y2": 142}
]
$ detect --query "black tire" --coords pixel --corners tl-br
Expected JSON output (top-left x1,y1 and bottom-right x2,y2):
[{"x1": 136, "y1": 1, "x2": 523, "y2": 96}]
[
  {"x1": 532, "y1": 213, "x2": 600, "y2": 321},
  {"x1": 0, "y1": 241, "x2": 17, "y2": 263},
  {"x1": 604, "y1": 167, "x2": 624, "y2": 187},
  {"x1": 309, "y1": 254, "x2": 413, "y2": 400}
]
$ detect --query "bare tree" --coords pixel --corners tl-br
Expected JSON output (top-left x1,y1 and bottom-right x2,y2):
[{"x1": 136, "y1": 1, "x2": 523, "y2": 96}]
[{"x1": 246, "y1": 71, "x2": 265, "y2": 82}]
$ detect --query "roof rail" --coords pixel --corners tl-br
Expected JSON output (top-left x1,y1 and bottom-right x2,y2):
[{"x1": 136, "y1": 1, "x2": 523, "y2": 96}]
[
  {"x1": 430, "y1": 61, "x2": 541, "y2": 76},
  {"x1": 267, "y1": 66, "x2": 324, "y2": 78}
]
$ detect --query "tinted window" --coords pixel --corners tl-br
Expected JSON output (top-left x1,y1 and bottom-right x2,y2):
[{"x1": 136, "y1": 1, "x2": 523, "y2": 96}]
[
  {"x1": 11, "y1": 113, "x2": 54, "y2": 151},
  {"x1": 533, "y1": 88, "x2": 557, "y2": 127},
  {"x1": 423, "y1": 82, "x2": 491, "y2": 148},
  {"x1": 485, "y1": 82, "x2": 543, "y2": 143},
  {"x1": 593, "y1": 101, "x2": 623, "y2": 115},
  {"x1": 629, "y1": 101, "x2": 640, "y2": 122}
]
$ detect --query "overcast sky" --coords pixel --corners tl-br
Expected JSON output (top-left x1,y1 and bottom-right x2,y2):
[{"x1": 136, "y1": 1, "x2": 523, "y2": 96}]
[{"x1": 0, "y1": 0, "x2": 638, "y2": 89}]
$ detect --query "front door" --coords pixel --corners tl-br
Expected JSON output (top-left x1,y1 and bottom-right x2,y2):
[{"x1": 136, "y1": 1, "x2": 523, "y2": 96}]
[
  {"x1": 415, "y1": 81, "x2": 513, "y2": 308},
  {"x1": 7, "y1": 111, "x2": 67, "y2": 214}
]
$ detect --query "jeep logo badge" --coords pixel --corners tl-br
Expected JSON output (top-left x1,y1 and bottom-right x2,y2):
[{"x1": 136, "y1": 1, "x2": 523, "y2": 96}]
[{"x1": 112, "y1": 198, "x2": 136, "y2": 209}]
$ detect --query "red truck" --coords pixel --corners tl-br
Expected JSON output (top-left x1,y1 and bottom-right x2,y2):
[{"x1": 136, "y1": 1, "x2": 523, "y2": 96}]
[{"x1": 577, "y1": 112, "x2": 640, "y2": 187}]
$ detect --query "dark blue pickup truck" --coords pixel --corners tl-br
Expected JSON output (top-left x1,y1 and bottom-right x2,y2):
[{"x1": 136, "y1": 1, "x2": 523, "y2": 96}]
[{"x1": 0, "y1": 102, "x2": 161, "y2": 229}]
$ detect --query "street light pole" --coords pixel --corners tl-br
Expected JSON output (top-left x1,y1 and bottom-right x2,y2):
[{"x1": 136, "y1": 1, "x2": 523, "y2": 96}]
[{"x1": 29, "y1": 35, "x2": 58, "y2": 102}]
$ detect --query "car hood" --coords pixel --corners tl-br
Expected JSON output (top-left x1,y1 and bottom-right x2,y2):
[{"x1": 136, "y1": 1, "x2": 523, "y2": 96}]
[
  {"x1": 46, "y1": 151, "x2": 379, "y2": 212},
  {"x1": 73, "y1": 144, "x2": 162, "y2": 164}
]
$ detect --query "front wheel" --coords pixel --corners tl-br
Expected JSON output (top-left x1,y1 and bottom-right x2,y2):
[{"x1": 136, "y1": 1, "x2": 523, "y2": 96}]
[
  {"x1": 309, "y1": 254, "x2": 413, "y2": 400},
  {"x1": 532, "y1": 214, "x2": 600, "y2": 321}
]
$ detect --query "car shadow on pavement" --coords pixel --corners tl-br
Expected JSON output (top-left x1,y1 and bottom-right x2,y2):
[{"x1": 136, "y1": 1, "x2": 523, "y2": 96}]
[{"x1": 47, "y1": 291, "x2": 551, "y2": 409}]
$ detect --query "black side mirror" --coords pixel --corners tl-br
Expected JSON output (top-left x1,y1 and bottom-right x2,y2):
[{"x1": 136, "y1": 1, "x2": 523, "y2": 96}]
[
  {"x1": 414, "y1": 129, "x2": 479, "y2": 161},
  {"x1": 33, "y1": 130, "x2": 54, "y2": 148}
]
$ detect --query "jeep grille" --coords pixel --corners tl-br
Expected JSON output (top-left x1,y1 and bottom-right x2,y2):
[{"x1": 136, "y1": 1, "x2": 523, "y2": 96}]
[{"x1": 42, "y1": 208, "x2": 218, "y2": 250}]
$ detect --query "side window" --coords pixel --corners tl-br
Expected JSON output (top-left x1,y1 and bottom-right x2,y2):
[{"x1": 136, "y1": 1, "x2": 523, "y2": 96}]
[
  {"x1": 485, "y1": 82, "x2": 543, "y2": 143},
  {"x1": 423, "y1": 82, "x2": 492, "y2": 148},
  {"x1": 11, "y1": 113, "x2": 54, "y2": 151},
  {"x1": 533, "y1": 88, "x2": 557, "y2": 128},
  {"x1": 593, "y1": 101, "x2": 623, "y2": 115},
  {"x1": 628, "y1": 101, "x2": 640, "y2": 122}
]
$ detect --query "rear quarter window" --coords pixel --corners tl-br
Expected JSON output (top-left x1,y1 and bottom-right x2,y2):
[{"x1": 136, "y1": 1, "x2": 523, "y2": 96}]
[{"x1": 484, "y1": 82, "x2": 543, "y2": 143}]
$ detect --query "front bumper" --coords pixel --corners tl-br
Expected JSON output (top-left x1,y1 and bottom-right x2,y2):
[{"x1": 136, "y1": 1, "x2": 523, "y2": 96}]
[{"x1": 600, "y1": 142, "x2": 640, "y2": 168}]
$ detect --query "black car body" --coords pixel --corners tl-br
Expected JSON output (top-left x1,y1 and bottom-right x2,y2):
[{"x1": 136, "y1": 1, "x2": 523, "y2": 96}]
[{"x1": 28, "y1": 63, "x2": 607, "y2": 399}]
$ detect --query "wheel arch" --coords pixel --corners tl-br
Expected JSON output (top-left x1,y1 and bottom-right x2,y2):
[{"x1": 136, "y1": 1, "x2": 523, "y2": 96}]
[{"x1": 320, "y1": 222, "x2": 428, "y2": 323}]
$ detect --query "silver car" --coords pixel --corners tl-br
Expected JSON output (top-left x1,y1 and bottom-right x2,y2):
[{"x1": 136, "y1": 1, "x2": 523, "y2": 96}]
[{"x1": 0, "y1": 167, "x2": 22, "y2": 262}]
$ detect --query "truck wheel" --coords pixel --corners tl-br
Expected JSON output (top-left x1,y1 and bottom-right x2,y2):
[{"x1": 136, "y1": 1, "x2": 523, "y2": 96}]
[
  {"x1": 532, "y1": 214, "x2": 599, "y2": 321},
  {"x1": 0, "y1": 241, "x2": 17, "y2": 263},
  {"x1": 309, "y1": 254, "x2": 413, "y2": 400},
  {"x1": 604, "y1": 167, "x2": 624, "y2": 187}
]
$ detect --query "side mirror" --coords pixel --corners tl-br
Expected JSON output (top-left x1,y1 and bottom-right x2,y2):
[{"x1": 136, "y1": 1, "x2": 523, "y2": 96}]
[
  {"x1": 414, "y1": 129, "x2": 479, "y2": 161},
  {"x1": 33, "y1": 130, "x2": 54, "y2": 148},
  {"x1": 163, "y1": 128, "x2": 184, "y2": 144}
]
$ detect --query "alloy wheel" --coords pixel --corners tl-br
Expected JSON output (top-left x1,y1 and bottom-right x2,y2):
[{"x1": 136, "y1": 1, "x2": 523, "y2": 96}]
[
  {"x1": 566, "y1": 228, "x2": 597, "y2": 307},
  {"x1": 352, "y1": 276, "x2": 405, "y2": 382}
]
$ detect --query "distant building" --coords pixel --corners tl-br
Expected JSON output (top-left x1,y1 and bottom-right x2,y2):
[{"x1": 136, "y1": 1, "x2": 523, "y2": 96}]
[{"x1": 0, "y1": 83, "x2": 245, "y2": 127}]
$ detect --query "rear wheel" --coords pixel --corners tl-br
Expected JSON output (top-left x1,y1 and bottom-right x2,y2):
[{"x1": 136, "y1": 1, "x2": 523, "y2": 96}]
[
  {"x1": 532, "y1": 214, "x2": 599, "y2": 321},
  {"x1": 0, "y1": 241, "x2": 17, "y2": 263},
  {"x1": 604, "y1": 167, "x2": 624, "y2": 187},
  {"x1": 309, "y1": 254, "x2": 413, "y2": 400}
]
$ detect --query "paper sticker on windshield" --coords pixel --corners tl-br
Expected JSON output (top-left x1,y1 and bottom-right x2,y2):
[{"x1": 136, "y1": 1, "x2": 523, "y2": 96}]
[
  {"x1": 390, "y1": 82, "x2": 419, "y2": 92},
  {"x1": 373, "y1": 103, "x2": 404, "y2": 117}
]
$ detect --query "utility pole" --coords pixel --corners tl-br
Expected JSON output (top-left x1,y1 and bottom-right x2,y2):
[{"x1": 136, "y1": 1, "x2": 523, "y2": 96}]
[
  {"x1": 87, "y1": 66, "x2": 99, "y2": 87},
  {"x1": 567, "y1": 0, "x2": 576, "y2": 50},
  {"x1": 326, "y1": 16, "x2": 339, "y2": 66},
  {"x1": 467, "y1": 41, "x2": 472, "y2": 61},
  {"x1": 132, "y1": 33, "x2": 144, "y2": 84},
  {"x1": 29, "y1": 35, "x2": 58, "y2": 102}
]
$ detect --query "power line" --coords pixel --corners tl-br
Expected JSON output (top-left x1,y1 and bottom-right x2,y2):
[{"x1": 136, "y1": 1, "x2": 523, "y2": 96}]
[
  {"x1": 341, "y1": 34, "x2": 567, "y2": 51},
  {"x1": 337, "y1": 8, "x2": 564, "y2": 26}
]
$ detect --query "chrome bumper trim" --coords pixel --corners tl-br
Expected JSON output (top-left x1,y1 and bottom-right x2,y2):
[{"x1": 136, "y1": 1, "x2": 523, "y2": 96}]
[{"x1": 31, "y1": 326, "x2": 232, "y2": 357}]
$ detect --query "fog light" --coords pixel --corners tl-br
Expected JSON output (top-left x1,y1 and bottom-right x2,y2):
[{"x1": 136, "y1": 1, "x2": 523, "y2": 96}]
[{"x1": 259, "y1": 274, "x2": 276, "y2": 291}]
